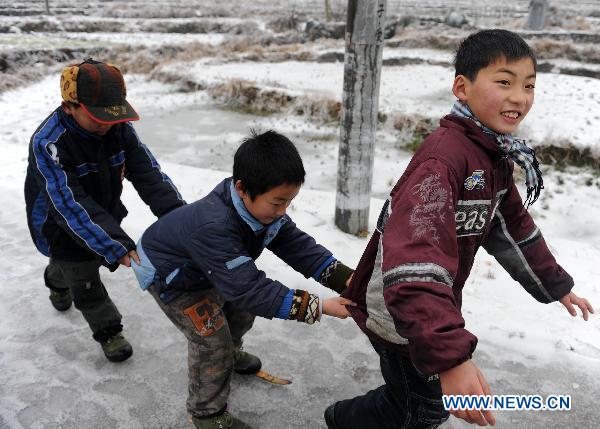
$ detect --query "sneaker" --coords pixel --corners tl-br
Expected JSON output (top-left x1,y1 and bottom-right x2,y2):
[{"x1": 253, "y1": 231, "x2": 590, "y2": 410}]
[
  {"x1": 49, "y1": 288, "x2": 73, "y2": 312},
  {"x1": 191, "y1": 411, "x2": 252, "y2": 429},
  {"x1": 324, "y1": 403, "x2": 337, "y2": 429},
  {"x1": 233, "y1": 348, "x2": 261, "y2": 375},
  {"x1": 100, "y1": 333, "x2": 133, "y2": 362}
]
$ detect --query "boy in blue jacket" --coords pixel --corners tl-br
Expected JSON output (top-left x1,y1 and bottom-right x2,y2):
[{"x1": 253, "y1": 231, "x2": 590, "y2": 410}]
[
  {"x1": 133, "y1": 130, "x2": 354, "y2": 429},
  {"x1": 25, "y1": 59, "x2": 185, "y2": 362}
]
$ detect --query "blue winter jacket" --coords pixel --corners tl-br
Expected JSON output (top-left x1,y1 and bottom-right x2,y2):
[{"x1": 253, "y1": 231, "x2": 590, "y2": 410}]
[
  {"x1": 136, "y1": 178, "x2": 336, "y2": 318},
  {"x1": 24, "y1": 108, "x2": 185, "y2": 270}
]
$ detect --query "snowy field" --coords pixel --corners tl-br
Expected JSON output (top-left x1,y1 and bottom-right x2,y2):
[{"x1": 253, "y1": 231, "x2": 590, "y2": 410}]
[
  {"x1": 1, "y1": 1, "x2": 600, "y2": 428},
  {"x1": 158, "y1": 59, "x2": 600, "y2": 152},
  {"x1": 1, "y1": 70, "x2": 599, "y2": 429}
]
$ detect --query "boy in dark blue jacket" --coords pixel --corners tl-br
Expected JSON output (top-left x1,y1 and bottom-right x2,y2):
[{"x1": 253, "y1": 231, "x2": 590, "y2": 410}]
[
  {"x1": 133, "y1": 130, "x2": 354, "y2": 429},
  {"x1": 24, "y1": 59, "x2": 185, "y2": 362}
]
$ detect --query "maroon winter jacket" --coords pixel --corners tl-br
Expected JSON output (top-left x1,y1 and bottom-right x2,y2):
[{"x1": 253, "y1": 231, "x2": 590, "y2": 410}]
[{"x1": 343, "y1": 114, "x2": 573, "y2": 376}]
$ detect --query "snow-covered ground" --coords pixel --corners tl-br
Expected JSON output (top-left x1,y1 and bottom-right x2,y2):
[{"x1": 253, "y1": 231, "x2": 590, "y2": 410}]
[
  {"x1": 158, "y1": 59, "x2": 600, "y2": 153},
  {"x1": 0, "y1": 32, "x2": 228, "y2": 50},
  {"x1": 0, "y1": 61, "x2": 599, "y2": 428}
]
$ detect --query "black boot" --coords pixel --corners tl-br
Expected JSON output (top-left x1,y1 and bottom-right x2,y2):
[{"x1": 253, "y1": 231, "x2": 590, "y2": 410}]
[
  {"x1": 324, "y1": 403, "x2": 337, "y2": 429},
  {"x1": 100, "y1": 333, "x2": 133, "y2": 362},
  {"x1": 49, "y1": 288, "x2": 73, "y2": 311},
  {"x1": 191, "y1": 411, "x2": 252, "y2": 429},
  {"x1": 233, "y1": 348, "x2": 261, "y2": 375}
]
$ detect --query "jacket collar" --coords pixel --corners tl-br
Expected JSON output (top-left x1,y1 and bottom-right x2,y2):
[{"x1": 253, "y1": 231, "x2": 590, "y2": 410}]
[
  {"x1": 227, "y1": 179, "x2": 288, "y2": 243},
  {"x1": 441, "y1": 114, "x2": 505, "y2": 160},
  {"x1": 229, "y1": 180, "x2": 264, "y2": 232}
]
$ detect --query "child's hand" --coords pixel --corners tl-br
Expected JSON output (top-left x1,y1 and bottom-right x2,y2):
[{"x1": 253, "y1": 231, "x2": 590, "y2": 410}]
[
  {"x1": 322, "y1": 297, "x2": 356, "y2": 319},
  {"x1": 440, "y1": 359, "x2": 496, "y2": 426},
  {"x1": 559, "y1": 292, "x2": 594, "y2": 321},
  {"x1": 119, "y1": 250, "x2": 140, "y2": 267}
]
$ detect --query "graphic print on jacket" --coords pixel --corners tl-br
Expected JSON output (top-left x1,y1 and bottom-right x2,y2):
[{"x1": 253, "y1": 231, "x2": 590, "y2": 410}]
[
  {"x1": 410, "y1": 173, "x2": 449, "y2": 243},
  {"x1": 455, "y1": 199, "x2": 489, "y2": 237}
]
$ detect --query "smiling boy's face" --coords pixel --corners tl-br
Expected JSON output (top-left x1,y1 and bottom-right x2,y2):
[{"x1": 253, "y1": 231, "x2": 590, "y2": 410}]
[{"x1": 452, "y1": 56, "x2": 536, "y2": 135}]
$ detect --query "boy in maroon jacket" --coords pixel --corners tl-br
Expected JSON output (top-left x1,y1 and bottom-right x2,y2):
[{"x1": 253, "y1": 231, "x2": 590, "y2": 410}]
[{"x1": 325, "y1": 29, "x2": 594, "y2": 428}]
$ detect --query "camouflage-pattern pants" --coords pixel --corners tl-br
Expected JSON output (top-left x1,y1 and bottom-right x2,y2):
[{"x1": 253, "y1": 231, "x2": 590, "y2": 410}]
[
  {"x1": 148, "y1": 285, "x2": 255, "y2": 417},
  {"x1": 45, "y1": 258, "x2": 122, "y2": 342}
]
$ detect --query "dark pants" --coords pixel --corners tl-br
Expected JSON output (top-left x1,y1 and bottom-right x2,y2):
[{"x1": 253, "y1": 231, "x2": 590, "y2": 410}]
[
  {"x1": 44, "y1": 258, "x2": 122, "y2": 342},
  {"x1": 330, "y1": 342, "x2": 449, "y2": 429},
  {"x1": 148, "y1": 284, "x2": 255, "y2": 417}
]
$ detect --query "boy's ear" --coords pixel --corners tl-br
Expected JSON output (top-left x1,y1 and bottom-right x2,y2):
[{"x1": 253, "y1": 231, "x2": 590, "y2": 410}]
[
  {"x1": 234, "y1": 180, "x2": 247, "y2": 198},
  {"x1": 452, "y1": 75, "x2": 469, "y2": 102},
  {"x1": 61, "y1": 101, "x2": 75, "y2": 115}
]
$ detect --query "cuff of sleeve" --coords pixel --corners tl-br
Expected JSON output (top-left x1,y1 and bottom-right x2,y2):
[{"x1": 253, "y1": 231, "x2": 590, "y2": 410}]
[
  {"x1": 288, "y1": 290, "x2": 320, "y2": 324},
  {"x1": 313, "y1": 256, "x2": 336, "y2": 281},
  {"x1": 327, "y1": 262, "x2": 354, "y2": 293},
  {"x1": 275, "y1": 289, "x2": 294, "y2": 319},
  {"x1": 318, "y1": 293, "x2": 323, "y2": 321},
  {"x1": 411, "y1": 331, "x2": 478, "y2": 376}
]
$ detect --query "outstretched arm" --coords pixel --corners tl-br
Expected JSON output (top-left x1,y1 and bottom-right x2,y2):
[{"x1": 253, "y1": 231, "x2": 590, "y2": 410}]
[
  {"x1": 267, "y1": 219, "x2": 354, "y2": 293},
  {"x1": 483, "y1": 179, "x2": 573, "y2": 303},
  {"x1": 123, "y1": 123, "x2": 185, "y2": 216},
  {"x1": 186, "y1": 224, "x2": 356, "y2": 323}
]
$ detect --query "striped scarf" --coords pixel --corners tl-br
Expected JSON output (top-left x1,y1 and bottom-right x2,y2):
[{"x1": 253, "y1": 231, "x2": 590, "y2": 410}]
[{"x1": 450, "y1": 101, "x2": 543, "y2": 207}]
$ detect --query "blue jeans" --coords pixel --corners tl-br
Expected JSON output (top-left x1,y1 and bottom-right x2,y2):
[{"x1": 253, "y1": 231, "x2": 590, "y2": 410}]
[{"x1": 328, "y1": 342, "x2": 449, "y2": 429}]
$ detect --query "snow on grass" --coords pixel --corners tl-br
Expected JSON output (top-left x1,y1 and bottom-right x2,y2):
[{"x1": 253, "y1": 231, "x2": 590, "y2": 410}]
[{"x1": 159, "y1": 59, "x2": 600, "y2": 152}]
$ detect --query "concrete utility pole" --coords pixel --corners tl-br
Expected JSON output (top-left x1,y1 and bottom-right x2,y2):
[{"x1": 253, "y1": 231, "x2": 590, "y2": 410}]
[
  {"x1": 335, "y1": 0, "x2": 387, "y2": 235},
  {"x1": 527, "y1": 0, "x2": 549, "y2": 30},
  {"x1": 324, "y1": 0, "x2": 333, "y2": 21},
  {"x1": 45, "y1": 0, "x2": 51, "y2": 14}
]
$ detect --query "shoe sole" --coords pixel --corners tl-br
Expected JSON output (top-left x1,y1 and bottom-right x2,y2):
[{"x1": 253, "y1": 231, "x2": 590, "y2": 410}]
[
  {"x1": 50, "y1": 300, "x2": 72, "y2": 312},
  {"x1": 233, "y1": 365, "x2": 261, "y2": 375}
]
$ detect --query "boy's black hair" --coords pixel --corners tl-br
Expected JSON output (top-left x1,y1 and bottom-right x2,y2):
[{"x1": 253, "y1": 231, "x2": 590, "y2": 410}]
[
  {"x1": 233, "y1": 130, "x2": 305, "y2": 200},
  {"x1": 454, "y1": 29, "x2": 537, "y2": 81}
]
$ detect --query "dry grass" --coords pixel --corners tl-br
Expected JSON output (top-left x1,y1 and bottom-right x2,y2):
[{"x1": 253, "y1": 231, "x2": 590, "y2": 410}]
[
  {"x1": 295, "y1": 96, "x2": 342, "y2": 122},
  {"x1": 535, "y1": 143, "x2": 600, "y2": 170},
  {"x1": 389, "y1": 29, "x2": 463, "y2": 51},
  {"x1": 208, "y1": 79, "x2": 293, "y2": 115},
  {"x1": 530, "y1": 39, "x2": 600, "y2": 63},
  {"x1": 392, "y1": 113, "x2": 437, "y2": 152},
  {"x1": 205, "y1": 78, "x2": 341, "y2": 122},
  {"x1": 0, "y1": 41, "x2": 220, "y2": 94},
  {"x1": 558, "y1": 16, "x2": 592, "y2": 31}
]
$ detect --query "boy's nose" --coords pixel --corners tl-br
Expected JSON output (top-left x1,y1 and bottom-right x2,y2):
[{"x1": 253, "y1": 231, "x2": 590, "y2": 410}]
[
  {"x1": 508, "y1": 88, "x2": 529, "y2": 106},
  {"x1": 276, "y1": 206, "x2": 287, "y2": 217}
]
